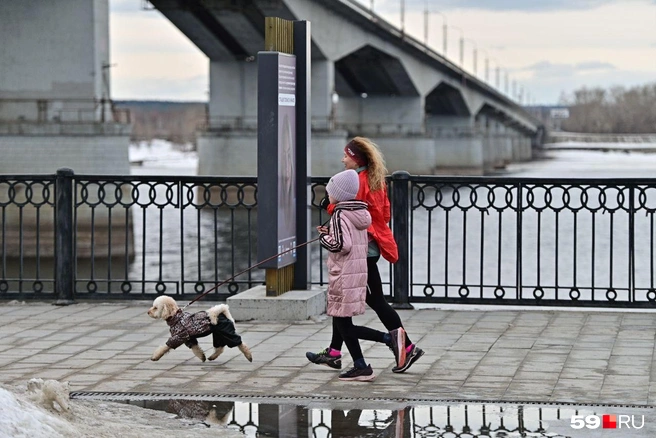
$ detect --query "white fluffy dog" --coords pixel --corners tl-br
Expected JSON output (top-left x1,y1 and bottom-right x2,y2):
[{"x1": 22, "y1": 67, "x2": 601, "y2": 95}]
[{"x1": 147, "y1": 295, "x2": 252, "y2": 363}]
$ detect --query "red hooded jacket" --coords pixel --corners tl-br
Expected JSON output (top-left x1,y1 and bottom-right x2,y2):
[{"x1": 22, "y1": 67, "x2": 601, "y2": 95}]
[{"x1": 327, "y1": 169, "x2": 399, "y2": 263}]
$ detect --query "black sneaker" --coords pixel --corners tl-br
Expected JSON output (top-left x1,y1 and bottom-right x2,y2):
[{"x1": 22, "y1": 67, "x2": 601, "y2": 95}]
[
  {"x1": 392, "y1": 345, "x2": 424, "y2": 373},
  {"x1": 388, "y1": 327, "x2": 407, "y2": 368},
  {"x1": 306, "y1": 349, "x2": 342, "y2": 369},
  {"x1": 338, "y1": 364, "x2": 376, "y2": 382}
]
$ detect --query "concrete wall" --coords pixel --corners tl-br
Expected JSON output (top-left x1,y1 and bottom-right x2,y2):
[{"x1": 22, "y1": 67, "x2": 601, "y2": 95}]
[
  {"x1": 0, "y1": 133, "x2": 130, "y2": 175},
  {"x1": 197, "y1": 131, "x2": 258, "y2": 176},
  {"x1": 197, "y1": 130, "x2": 491, "y2": 176},
  {"x1": 0, "y1": 0, "x2": 109, "y2": 122},
  {"x1": 310, "y1": 131, "x2": 350, "y2": 176},
  {"x1": 337, "y1": 97, "x2": 424, "y2": 131},
  {"x1": 198, "y1": 130, "x2": 349, "y2": 177}
]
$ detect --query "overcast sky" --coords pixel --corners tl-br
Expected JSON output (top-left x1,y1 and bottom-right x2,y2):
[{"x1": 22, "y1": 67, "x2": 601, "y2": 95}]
[{"x1": 109, "y1": 0, "x2": 656, "y2": 104}]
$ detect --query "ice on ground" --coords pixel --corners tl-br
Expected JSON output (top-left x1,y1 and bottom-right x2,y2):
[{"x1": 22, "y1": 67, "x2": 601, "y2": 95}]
[
  {"x1": 504, "y1": 149, "x2": 656, "y2": 178},
  {"x1": 544, "y1": 141, "x2": 656, "y2": 150},
  {"x1": 0, "y1": 381, "x2": 243, "y2": 438},
  {"x1": 129, "y1": 140, "x2": 198, "y2": 174}
]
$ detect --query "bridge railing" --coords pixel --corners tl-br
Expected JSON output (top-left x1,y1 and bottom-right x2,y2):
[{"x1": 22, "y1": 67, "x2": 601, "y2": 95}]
[
  {"x1": 0, "y1": 98, "x2": 130, "y2": 125},
  {"x1": 2, "y1": 170, "x2": 656, "y2": 308},
  {"x1": 200, "y1": 115, "x2": 479, "y2": 138}
]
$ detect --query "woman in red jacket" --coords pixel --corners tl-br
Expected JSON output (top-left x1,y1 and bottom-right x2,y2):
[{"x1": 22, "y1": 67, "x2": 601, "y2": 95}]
[{"x1": 306, "y1": 137, "x2": 424, "y2": 373}]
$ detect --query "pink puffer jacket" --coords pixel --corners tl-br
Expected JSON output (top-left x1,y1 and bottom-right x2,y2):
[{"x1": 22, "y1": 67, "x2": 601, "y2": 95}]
[{"x1": 319, "y1": 201, "x2": 372, "y2": 318}]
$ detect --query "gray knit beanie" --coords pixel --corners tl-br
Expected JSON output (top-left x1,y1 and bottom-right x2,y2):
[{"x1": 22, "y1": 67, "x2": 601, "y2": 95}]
[{"x1": 326, "y1": 169, "x2": 359, "y2": 202}]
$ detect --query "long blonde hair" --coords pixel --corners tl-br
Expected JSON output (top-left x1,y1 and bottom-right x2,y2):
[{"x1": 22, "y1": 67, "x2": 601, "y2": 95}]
[{"x1": 349, "y1": 136, "x2": 387, "y2": 191}]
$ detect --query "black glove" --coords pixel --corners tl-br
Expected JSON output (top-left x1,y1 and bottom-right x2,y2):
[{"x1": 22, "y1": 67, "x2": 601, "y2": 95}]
[{"x1": 319, "y1": 195, "x2": 330, "y2": 211}]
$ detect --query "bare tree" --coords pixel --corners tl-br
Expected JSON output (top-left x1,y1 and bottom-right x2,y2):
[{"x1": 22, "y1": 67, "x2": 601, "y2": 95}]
[{"x1": 560, "y1": 83, "x2": 656, "y2": 133}]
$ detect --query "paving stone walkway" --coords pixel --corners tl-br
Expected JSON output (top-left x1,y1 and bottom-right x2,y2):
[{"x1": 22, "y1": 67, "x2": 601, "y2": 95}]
[{"x1": 1, "y1": 301, "x2": 655, "y2": 406}]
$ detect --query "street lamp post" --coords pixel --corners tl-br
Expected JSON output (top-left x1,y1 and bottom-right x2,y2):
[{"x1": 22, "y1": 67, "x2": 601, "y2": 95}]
[
  {"x1": 423, "y1": 7, "x2": 447, "y2": 56},
  {"x1": 483, "y1": 48, "x2": 505, "y2": 90},
  {"x1": 465, "y1": 38, "x2": 477, "y2": 75},
  {"x1": 478, "y1": 48, "x2": 489, "y2": 82},
  {"x1": 459, "y1": 33, "x2": 464, "y2": 67},
  {"x1": 448, "y1": 26, "x2": 464, "y2": 67},
  {"x1": 479, "y1": 50, "x2": 501, "y2": 88}
]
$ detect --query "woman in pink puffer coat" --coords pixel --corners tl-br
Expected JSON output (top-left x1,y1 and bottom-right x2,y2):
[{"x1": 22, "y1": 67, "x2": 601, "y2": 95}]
[{"x1": 317, "y1": 169, "x2": 396, "y2": 382}]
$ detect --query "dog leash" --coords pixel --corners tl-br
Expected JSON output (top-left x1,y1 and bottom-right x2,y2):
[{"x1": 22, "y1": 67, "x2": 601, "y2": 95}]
[{"x1": 182, "y1": 234, "x2": 324, "y2": 310}]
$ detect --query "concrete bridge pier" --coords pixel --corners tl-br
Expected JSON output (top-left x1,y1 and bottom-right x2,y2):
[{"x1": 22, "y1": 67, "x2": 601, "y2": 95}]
[
  {"x1": 198, "y1": 57, "x2": 350, "y2": 178},
  {"x1": 0, "y1": 0, "x2": 130, "y2": 175},
  {"x1": 492, "y1": 123, "x2": 512, "y2": 169},
  {"x1": 0, "y1": 0, "x2": 132, "y2": 265},
  {"x1": 336, "y1": 96, "x2": 424, "y2": 136},
  {"x1": 198, "y1": 60, "x2": 259, "y2": 176},
  {"x1": 310, "y1": 60, "x2": 334, "y2": 130}
]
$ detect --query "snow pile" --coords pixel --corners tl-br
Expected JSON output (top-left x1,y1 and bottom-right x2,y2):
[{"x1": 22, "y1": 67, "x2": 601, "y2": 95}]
[
  {"x1": 506, "y1": 149, "x2": 656, "y2": 178},
  {"x1": 0, "y1": 385, "x2": 72, "y2": 438},
  {"x1": 0, "y1": 381, "x2": 243, "y2": 438},
  {"x1": 129, "y1": 140, "x2": 198, "y2": 171},
  {"x1": 544, "y1": 141, "x2": 656, "y2": 151}
]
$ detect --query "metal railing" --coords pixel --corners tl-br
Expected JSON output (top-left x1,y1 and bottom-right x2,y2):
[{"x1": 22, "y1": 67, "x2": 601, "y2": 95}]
[
  {"x1": 199, "y1": 116, "x2": 476, "y2": 138},
  {"x1": 0, "y1": 98, "x2": 130, "y2": 124},
  {"x1": 2, "y1": 170, "x2": 656, "y2": 308},
  {"x1": 400, "y1": 175, "x2": 656, "y2": 307}
]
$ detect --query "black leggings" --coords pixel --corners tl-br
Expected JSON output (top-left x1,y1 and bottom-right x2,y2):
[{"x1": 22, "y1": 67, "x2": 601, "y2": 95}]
[
  {"x1": 183, "y1": 314, "x2": 243, "y2": 349},
  {"x1": 329, "y1": 255, "x2": 412, "y2": 351},
  {"x1": 332, "y1": 316, "x2": 386, "y2": 362}
]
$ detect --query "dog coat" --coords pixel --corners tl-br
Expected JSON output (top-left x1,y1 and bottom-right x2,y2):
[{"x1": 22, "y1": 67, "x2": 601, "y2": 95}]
[{"x1": 165, "y1": 309, "x2": 241, "y2": 349}]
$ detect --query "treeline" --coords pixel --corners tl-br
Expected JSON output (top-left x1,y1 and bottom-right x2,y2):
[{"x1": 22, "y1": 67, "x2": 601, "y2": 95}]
[
  {"x1": 114, "y1": 101, "x2": 207, "y2": 147},
  {"x1": 559, "y1": 83, "x2": 656, "y2": 133}
]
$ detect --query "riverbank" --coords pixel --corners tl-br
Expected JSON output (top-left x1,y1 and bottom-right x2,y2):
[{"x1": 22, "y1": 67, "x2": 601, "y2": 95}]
[{"x1": 547, "y1": 131, "x2": 656, "y2": 144}]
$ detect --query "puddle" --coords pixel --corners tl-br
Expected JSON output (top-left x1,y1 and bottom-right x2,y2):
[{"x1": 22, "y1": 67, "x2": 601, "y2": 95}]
[{"x1": 107, "y1": 398, "x2": 655, "y2": 437}]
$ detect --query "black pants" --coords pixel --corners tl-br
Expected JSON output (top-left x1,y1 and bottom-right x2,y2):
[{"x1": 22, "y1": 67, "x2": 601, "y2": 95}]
[
  {"x1": 329, "y1": 255, "x2": 412, "y2": 351},
  {"x1": 211, "y1": 314, "x2": 242, "y2": 348},
  {"x1": 332, "y1": 316, "x2": 386, "y2": 362},
  {"x1": 184, "y1": 314, "x2": 242, "y2": 349}
]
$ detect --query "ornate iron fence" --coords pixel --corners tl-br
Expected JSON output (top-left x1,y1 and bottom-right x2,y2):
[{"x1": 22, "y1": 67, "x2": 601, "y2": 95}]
[
  {"x1": 2, "y1": 169, "x2": 656, "y2": 308},
  {"x1": 402, "y1": 175, "x2": 656, "y2": 307}
]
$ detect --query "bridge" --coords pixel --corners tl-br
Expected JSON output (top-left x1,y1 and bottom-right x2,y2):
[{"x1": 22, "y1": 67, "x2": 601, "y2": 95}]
[
  {"x1": 150, "y1": 0, "x2": 542, "y2": 176},
  {"x1": 0, "y1": 0, "x2": 542, "y2": 176}
]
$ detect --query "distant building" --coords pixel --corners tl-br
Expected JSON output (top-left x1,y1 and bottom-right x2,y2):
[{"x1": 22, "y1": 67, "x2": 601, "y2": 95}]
[{"x1": 524, "y1": 105, "x2": 570, "y2": 131}]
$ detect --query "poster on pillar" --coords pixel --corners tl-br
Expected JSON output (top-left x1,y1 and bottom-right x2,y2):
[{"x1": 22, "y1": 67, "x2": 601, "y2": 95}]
[{"x1": 257, "y1": 52, "x2": 297, "y2": 269}]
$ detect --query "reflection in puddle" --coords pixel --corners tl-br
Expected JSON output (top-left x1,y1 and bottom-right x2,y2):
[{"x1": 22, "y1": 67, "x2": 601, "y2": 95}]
[{"x1": 119, "y1": 399, "x2": 590, "y2": 437}]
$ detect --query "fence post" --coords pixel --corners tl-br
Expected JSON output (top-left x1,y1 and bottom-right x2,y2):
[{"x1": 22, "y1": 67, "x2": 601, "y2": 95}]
[
  {"x1": 391, "y1": 171, "x2": 412, "y2": 309},
  {"x1": 55, "y1": 168, "x2": 75, "y2": 305}
]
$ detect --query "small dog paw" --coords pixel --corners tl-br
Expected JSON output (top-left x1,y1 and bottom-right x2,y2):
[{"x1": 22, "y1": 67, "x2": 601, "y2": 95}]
[
  {"x1": 151, "y1": 345, "x2": 170, "y2": 361},
  {"x1": 239, "y1": 343, "x2": 253, "y2": 362},
  {"x1": 208, "y1": 346, "x2": 225, "y2": 361},
  {"x1": 191, "y1": 344, "x2": 206, "y2": 362}
]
